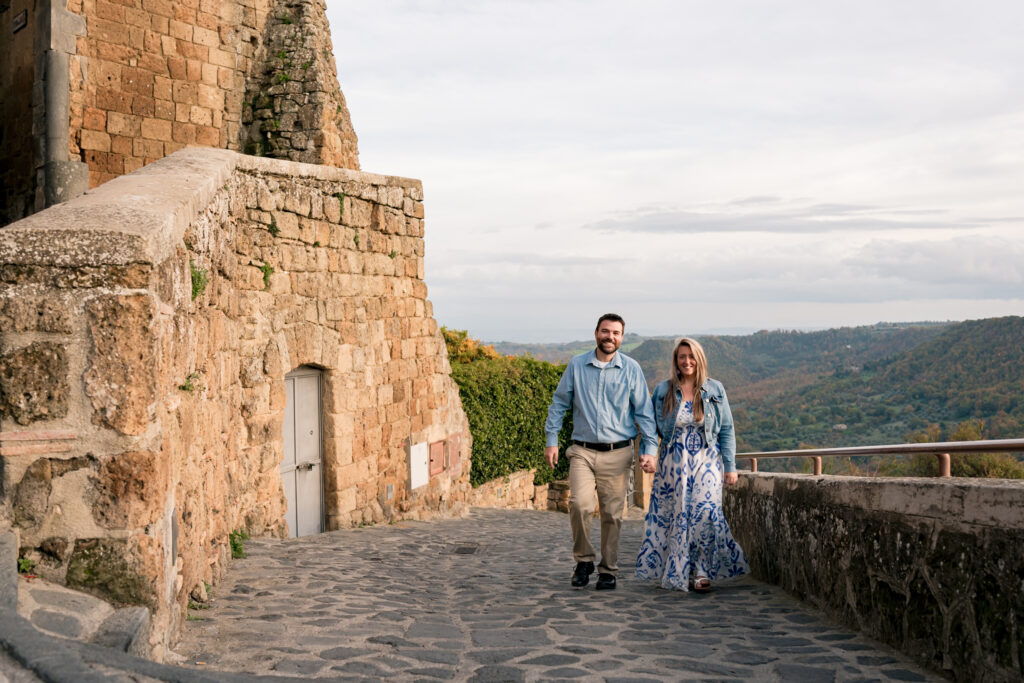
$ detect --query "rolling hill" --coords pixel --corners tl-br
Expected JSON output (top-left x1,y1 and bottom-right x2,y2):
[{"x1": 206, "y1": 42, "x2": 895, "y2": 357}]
[
  {"x1": 732, "y1": 316, "x2": 1024, "y2": 453},
  {"x1": 489, "y1": 318, "x2": 1024, "y2": 470}
]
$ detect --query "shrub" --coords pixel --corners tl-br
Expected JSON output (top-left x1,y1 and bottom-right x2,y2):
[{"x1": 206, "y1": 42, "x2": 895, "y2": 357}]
[
  {"x1": 229, "y1": 529, "x2": 249, "y2": 558},
  {"x1": 896, "y1": 419, "x2": 1024, "y2": 478},
  {"x1": 444, "y1": 329, "x2": 572, "y2": 486}
]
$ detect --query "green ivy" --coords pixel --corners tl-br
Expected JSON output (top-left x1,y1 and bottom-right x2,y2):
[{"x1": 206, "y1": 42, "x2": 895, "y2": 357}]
[{"x1": 448, "y1": 348, "x2": 573, "y2": 486}]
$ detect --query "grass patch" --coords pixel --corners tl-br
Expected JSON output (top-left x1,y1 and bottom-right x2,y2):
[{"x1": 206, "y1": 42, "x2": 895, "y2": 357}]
[
  {"x1": 229, "y1": 529, "x2": 250, "y2": 559},
  {"x1": 260, "y1": 263, "x2": 274, "y2": 290},
  {"x1": 178, "y1": 372, "x2": 201, "y2": 392},
  {"x1": 190, "y1": 260, "x2": 209, "y2": 300}
]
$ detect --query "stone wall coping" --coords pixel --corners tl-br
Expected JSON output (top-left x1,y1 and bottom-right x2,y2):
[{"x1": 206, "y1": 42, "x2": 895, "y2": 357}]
[
  {"x1": 0, "y1": 148, "x2": 423, "y2": 268},
  {"x1": 740, "y1": 472, "x2": 1024, "y2": 530}
]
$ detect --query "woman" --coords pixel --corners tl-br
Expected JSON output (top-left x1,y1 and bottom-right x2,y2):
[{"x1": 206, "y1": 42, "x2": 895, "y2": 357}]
[{"x1": 635, "y1": 337, "x2": 748, "y2": 591}]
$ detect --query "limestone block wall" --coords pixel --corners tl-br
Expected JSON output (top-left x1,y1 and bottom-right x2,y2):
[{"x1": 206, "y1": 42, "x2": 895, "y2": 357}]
[
  {"x1": 468, "y1": 470, "x2": 547, "y2": 510},
  {"x1": 1, "y1": 0, "x2": 358, "y2": 224},
  {"x1": 725, "y1": 473, "x2": 1024, "y2": 682},
  {"x1": 0, "y1": 147, "x2": 470, "y2": 658}
]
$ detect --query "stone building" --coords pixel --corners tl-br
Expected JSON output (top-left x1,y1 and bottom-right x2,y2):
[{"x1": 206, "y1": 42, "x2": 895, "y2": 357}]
[
  {"x1": 0, "y1": 0, "x2": 473, "y2": 658},
  {"x1": 1, "y1": 0, "x2": 358, "y2": 225}
]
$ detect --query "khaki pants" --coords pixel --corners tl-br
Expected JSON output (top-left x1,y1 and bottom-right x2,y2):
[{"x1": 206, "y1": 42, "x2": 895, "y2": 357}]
[{"x1": 567, "y1": 442, "x2": 634, "y2": 575}]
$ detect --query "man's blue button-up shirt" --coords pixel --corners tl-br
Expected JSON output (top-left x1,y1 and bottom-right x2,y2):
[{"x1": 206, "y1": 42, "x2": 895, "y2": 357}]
[{"x1": 545, "y1": 349, "x2": 658, "y2": 456}]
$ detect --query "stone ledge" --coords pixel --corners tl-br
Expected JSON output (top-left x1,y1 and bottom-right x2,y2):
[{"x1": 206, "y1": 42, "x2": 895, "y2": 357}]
[
  {"x1": 738, "y1": 471, "x2": 1024, "y2": 529},
  {"x1": 0, "y1": 147, "x2": 423, "y2": 269}
]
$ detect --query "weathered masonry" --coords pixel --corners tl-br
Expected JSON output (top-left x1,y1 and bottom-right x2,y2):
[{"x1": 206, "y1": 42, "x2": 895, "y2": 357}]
[
  {"x1": 726, "y1": 473, "x2": 1024, "y2": 683},
  {"x1": 1, "y1": 0, "x2": 358, "y2": 225},
  {"x1": 0, "y1": 148, "x2": 472, "y2": 657}
]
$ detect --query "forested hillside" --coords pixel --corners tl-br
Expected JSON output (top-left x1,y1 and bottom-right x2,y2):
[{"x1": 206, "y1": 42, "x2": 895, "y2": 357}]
[
  {"x1": 629, "y1": 322, "x2": 950, "y2": 396},
  {"x1": 733, "y1": 316, "x2": 1024, "y2": 453},
  {"x1": 486, "y1": 318, "x2": 1022, "y2": 474}
]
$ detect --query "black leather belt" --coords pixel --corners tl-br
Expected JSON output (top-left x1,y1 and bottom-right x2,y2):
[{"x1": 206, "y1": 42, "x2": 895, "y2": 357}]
[{"x1": 573, "y1": 439, "x2": 632, "y2": 451}]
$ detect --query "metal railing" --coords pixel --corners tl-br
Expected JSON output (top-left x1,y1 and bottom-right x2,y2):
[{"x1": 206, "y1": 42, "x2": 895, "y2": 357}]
[{"x1": 737, "y1": 438, "x2": 1024, "y2": 477}]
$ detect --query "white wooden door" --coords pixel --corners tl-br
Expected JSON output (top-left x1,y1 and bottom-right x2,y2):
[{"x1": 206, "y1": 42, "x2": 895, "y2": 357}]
[{"x1": 281, "y1": 367, "x2": 323, "y2": 537}]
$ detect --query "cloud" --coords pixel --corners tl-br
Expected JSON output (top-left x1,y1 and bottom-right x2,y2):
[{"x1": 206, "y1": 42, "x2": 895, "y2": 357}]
[
  {"x1": 330, "y1": 2, "x2": 1024, "y2": 341},
  {"x1": 846, "y1": 235, "x2": 1024, "y2": 289},
  {"x1": 581, "y1": 201, "x2": 994, "y2": 235},
  {"x1": 428, "y1": 235, "x2": 1024, "y2": 317}
]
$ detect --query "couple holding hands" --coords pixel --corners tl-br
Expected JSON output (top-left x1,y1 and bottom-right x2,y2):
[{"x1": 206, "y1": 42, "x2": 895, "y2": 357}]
[{"x1": 544, "y1": 313, "x2": 748, "y2": 592}]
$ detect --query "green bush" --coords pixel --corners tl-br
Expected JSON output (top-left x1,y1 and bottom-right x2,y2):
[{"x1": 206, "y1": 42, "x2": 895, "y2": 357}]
[{"x1": 446, "y1": 335, "x2": 573, "y2": 486}]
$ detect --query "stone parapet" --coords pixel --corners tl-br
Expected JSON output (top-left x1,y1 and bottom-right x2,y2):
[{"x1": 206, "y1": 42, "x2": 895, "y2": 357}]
[{"x1": 724, "y1": 472, "x2": 1024, "y2": 682}]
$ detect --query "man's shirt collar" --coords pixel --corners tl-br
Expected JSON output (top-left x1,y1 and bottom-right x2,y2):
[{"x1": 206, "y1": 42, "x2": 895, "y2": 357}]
[{"x1": 586, "y1": 349, "x2": 623, "y2": 368}]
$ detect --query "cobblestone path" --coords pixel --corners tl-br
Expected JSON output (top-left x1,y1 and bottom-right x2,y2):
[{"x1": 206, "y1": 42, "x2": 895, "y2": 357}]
[{"x1": 174, "y1": 508, "x2": 940, "y2": 682}]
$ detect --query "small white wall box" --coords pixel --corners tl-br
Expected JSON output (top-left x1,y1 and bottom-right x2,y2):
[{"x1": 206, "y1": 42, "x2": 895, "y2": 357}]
[{"x1": 409, "y1": 441, "x2": 429, "y2": 489}]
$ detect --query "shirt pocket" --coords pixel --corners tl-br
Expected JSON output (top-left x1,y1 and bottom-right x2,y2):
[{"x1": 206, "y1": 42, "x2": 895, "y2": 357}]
[{"x1": 601, "y1": 370, "x2": 632, "y2": 407}]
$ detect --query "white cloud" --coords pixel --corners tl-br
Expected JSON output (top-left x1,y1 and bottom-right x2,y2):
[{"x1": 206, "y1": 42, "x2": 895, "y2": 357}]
[{"x1": 328, "y1": 0, "x2": 1024, "y2": 341}]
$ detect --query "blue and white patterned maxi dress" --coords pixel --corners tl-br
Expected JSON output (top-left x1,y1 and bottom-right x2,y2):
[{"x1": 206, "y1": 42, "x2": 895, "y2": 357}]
[{"x1": 635, "y1": 401, "x2": 748, "y2": 590}]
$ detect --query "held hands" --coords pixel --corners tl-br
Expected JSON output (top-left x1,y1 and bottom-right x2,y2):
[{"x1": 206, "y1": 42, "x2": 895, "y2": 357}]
[
  {"x1": 545, "y1": 446, "x2": 560, "y2": 468},
  {"x1": 639, "y1": 455, "x2": 656, "y2": 474},
  {"x1": 724, "y1": 471, "x2": 738, "y2": 486}
]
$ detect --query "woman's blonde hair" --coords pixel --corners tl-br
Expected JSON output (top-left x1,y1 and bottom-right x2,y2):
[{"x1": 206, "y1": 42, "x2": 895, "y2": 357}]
[{"x1": 663, "y1": 337, "x2": 708, "y2": 422}]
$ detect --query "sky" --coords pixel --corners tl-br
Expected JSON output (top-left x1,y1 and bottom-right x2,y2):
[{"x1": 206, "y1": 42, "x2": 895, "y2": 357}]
[{"x1": 327, "y1": 0, "x2": 1024, "y2": 343}]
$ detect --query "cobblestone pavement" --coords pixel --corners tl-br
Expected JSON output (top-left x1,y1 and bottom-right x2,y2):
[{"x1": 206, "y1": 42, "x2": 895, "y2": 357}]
[{"x1": 173, "y1": 508, "x2": 941, "y2": 682}]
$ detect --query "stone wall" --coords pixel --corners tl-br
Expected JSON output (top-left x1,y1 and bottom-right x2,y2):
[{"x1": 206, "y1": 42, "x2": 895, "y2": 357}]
[
  {"x1": 0, "y1": 0, "x2": 358, "y2": 224},
  {"x1": 469, "y1": 470, "x2": 546, "y2": 510},
  {"x1": 0, "y1": 147, "x2": 471, "y2": 658},
  {"x1": 725, "y1": 473, "x2": 1024, "y2": 682}
]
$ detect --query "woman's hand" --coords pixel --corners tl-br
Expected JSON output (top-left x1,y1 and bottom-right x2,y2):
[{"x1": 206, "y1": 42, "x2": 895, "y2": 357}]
[
  {"x1": 723, "y1": 471, "x2": 738, "y2": 486},
  {"x1": 639, "y1": 455, "x2": 656, "y2": 474}
]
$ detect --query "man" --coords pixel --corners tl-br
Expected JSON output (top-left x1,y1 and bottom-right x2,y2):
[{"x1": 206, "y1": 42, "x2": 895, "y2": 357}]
[{"x1": 545, "y1": 313, "x2": 658, "y2": 590}]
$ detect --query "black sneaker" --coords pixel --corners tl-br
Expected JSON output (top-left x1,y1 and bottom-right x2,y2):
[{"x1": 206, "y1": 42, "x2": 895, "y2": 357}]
[
  {"x1": 595, "y1": 573, "x2": 617, "y2": 590},
  {"x1": 571, "y1": 561, "x2": 595, "y2": 587}
]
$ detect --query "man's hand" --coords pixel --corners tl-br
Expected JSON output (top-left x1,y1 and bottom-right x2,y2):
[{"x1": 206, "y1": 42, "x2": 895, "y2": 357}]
[
  {"x1": 724, "y1": 471, "x2": 738, "y2": 486},
  {"x1": 639, "y1": 455, "x2": 656, "y2": 474},
  {"x1": 545, "y1": 446, "x2": 560, "y2": 468}
]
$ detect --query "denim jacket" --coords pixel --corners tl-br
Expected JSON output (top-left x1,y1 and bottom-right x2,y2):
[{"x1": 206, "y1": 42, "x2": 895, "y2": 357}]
[{"x1": 650, "y1": 378, "x2": 737, "y2": 472}]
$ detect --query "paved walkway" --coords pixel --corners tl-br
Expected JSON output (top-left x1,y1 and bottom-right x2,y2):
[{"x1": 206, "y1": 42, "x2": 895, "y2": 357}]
[{"x1": 172, "y1": 508, "x2": 940, "y2": 682}]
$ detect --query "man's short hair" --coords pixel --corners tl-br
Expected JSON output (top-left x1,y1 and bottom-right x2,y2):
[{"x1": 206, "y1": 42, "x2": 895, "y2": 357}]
[{"x1": 595, "y1": 313, "x2": 625, "y2": 331}]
